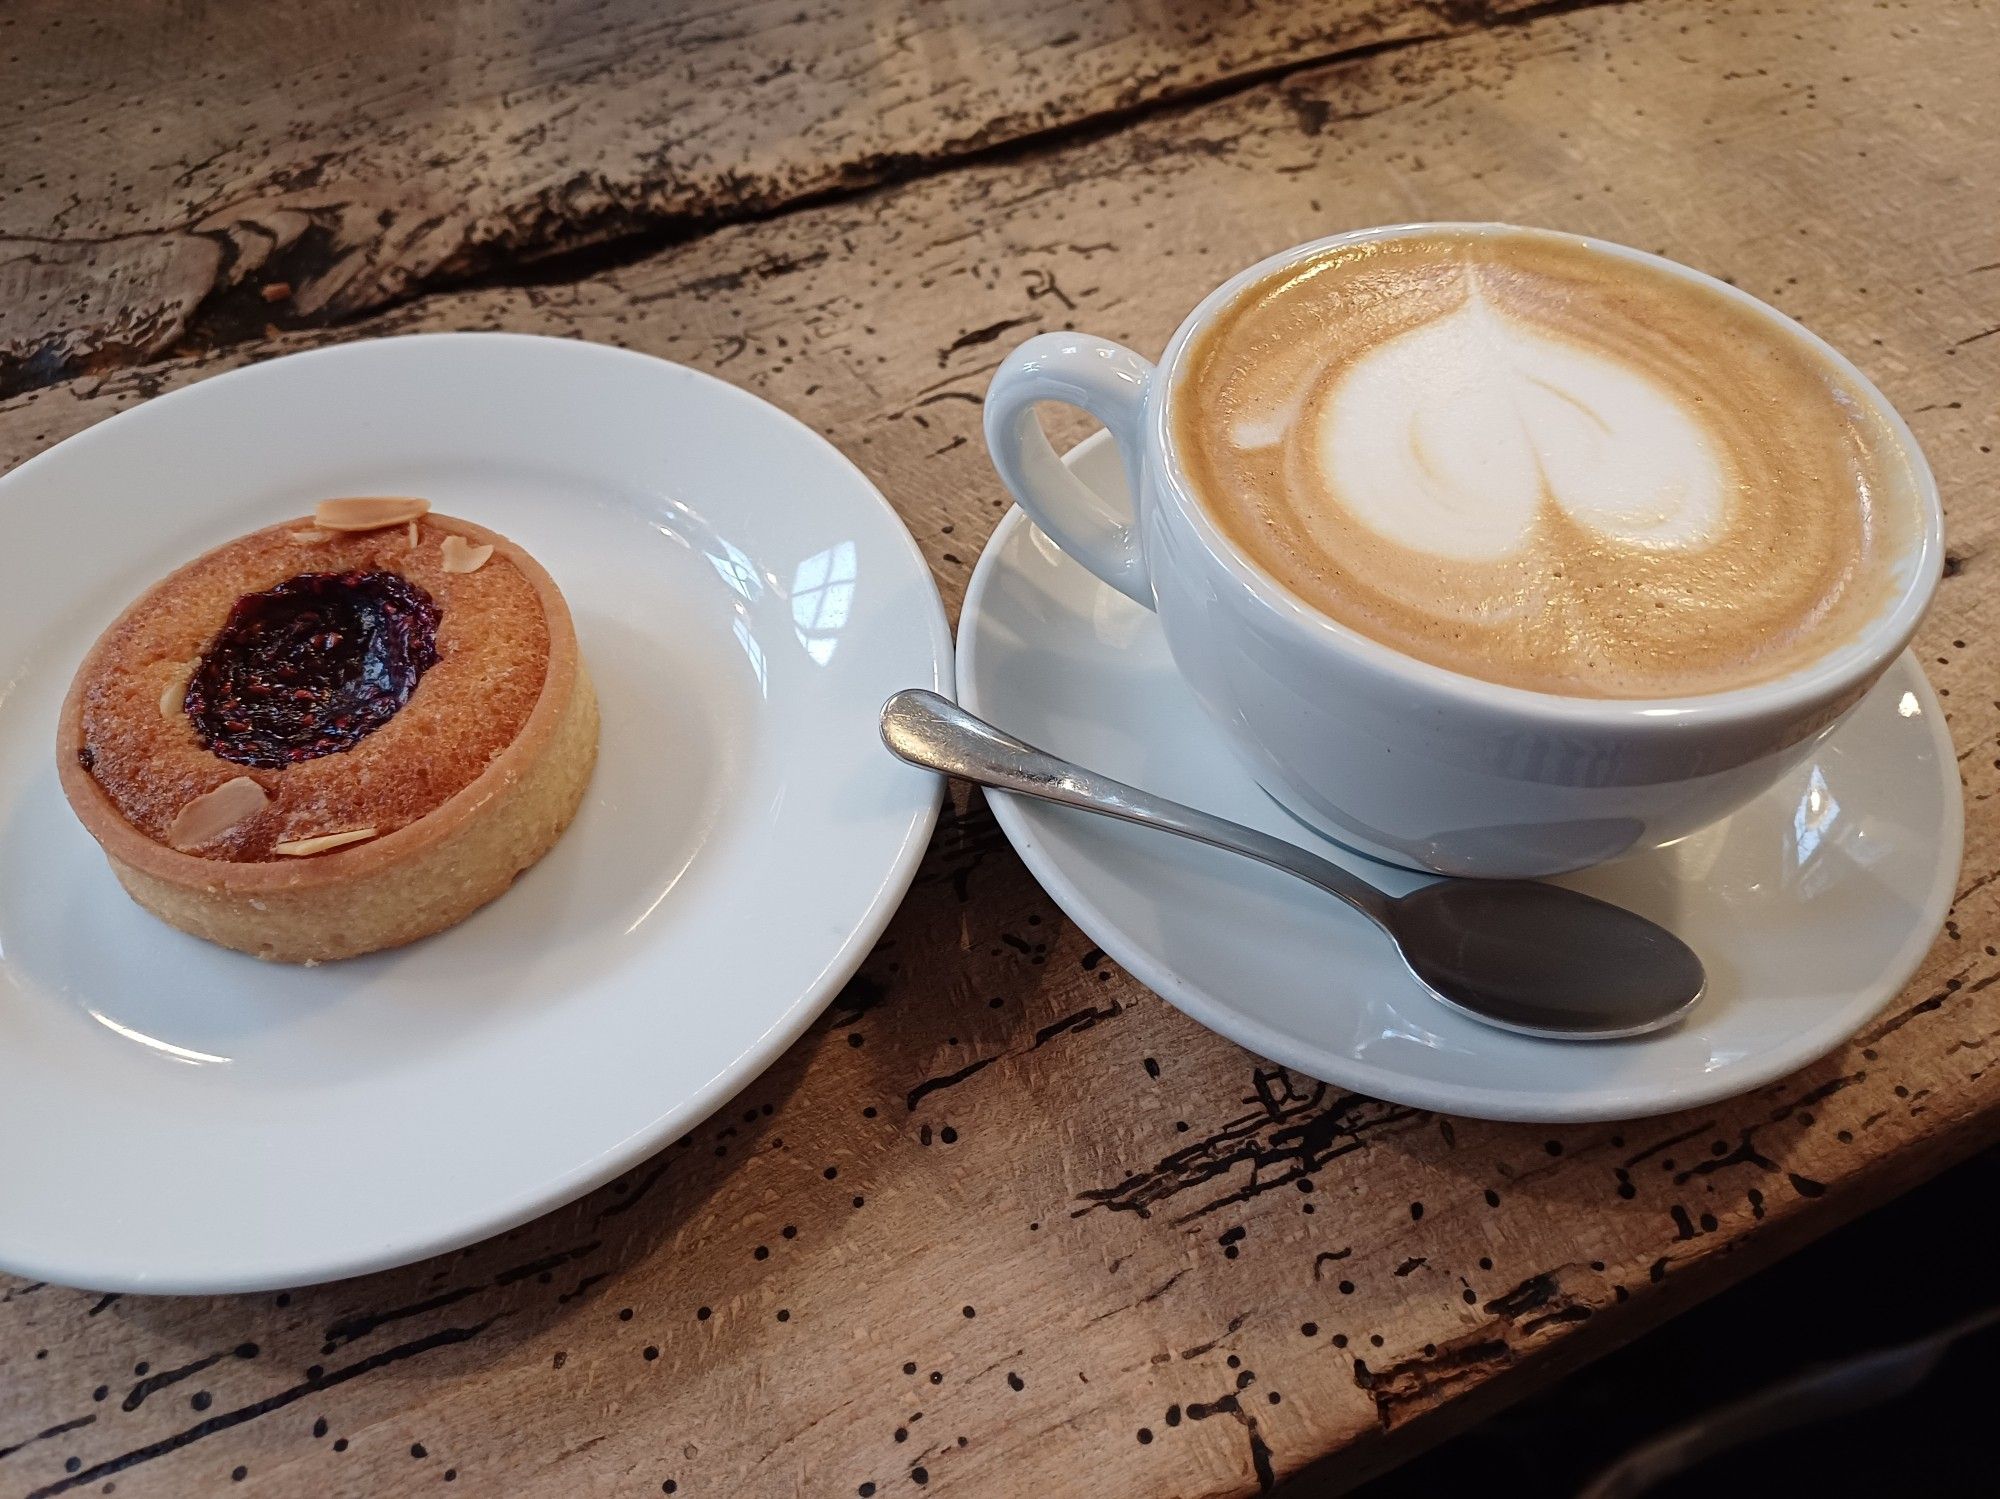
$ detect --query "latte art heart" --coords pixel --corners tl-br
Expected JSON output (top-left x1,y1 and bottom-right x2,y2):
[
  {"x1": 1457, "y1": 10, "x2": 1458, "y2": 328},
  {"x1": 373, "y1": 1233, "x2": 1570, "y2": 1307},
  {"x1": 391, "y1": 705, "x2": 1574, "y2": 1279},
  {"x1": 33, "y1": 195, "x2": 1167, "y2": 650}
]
[
  {"x1": 1173, "y1": 229, "x2": 1917, "y2": 698},
  {"x1": 1320, "y1": 280, "x2": 1728, "y2": 561}
]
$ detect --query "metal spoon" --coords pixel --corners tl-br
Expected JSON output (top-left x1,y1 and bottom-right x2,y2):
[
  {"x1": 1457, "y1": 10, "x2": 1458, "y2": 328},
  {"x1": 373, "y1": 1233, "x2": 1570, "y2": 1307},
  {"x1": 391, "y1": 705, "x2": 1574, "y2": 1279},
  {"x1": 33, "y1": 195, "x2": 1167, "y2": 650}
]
[{"x1": 881, "y1": 690, "x2": 1704, "y2": 1041}]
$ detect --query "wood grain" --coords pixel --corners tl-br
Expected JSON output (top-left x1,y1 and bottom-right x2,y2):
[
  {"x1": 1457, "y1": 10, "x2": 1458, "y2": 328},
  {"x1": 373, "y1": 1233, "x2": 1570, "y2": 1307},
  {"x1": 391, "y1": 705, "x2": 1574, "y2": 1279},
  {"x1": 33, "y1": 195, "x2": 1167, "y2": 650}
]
[
  {"x1": 3, "y1": 0, "x2": 1999, "y2": 1495},
  {"x1": 0, "y1": 0, "x2": 1559, "y2": 397}
]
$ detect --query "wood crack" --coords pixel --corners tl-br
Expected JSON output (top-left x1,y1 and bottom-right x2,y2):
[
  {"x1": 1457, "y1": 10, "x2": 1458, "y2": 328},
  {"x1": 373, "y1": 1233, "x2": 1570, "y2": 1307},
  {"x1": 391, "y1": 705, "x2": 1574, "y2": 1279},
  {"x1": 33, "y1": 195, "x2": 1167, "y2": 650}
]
[
  {"x1": 23, "y1": 1320, "x2": 498, "y2": 1498},
  {"x1": 0, "y1": 0, "x2": 1645, "y2": 398}
]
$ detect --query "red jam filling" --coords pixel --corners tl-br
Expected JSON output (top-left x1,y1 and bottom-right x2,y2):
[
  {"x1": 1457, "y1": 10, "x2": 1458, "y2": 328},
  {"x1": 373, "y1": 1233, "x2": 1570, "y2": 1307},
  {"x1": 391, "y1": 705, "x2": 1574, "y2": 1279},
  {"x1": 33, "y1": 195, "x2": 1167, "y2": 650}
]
[{"x1": 183, "y1": 571, "x2": 440, "y2": 768}]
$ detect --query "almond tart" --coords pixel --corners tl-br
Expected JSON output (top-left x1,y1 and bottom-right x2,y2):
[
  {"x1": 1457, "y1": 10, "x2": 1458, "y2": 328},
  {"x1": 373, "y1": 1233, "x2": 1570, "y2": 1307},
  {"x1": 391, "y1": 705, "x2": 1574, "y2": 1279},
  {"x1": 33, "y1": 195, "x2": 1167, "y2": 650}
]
[{"x1": 57, "y1": 499, "x2": 599, "y2": 962}]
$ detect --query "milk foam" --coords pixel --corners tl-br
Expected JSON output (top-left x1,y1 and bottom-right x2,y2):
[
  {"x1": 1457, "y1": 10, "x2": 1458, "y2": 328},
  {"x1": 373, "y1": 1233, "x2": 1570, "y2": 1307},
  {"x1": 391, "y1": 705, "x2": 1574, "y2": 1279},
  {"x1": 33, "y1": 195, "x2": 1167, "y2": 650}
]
[
  {"x1": 1316, "y1": 278, "x2": 1726, "y2": 561},
  {"x1": 1173, "y1": 229, "x2": 1917, "y2": 698}
]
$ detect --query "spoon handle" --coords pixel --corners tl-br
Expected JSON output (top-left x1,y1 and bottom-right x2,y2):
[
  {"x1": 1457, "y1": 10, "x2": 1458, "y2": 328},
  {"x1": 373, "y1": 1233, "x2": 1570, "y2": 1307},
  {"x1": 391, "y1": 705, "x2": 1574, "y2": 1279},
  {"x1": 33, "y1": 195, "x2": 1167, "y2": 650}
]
[{"x1": 880, "y1": 690, "x2": 1394, "y2": 926}]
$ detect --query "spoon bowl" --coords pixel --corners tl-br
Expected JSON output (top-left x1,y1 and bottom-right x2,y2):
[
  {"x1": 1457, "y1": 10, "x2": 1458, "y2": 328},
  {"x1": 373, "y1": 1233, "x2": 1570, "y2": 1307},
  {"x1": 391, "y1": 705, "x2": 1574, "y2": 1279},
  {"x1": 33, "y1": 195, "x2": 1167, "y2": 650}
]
[{"x1": 1388, "y1": 879, "x2": 1705, "y2": 1040}]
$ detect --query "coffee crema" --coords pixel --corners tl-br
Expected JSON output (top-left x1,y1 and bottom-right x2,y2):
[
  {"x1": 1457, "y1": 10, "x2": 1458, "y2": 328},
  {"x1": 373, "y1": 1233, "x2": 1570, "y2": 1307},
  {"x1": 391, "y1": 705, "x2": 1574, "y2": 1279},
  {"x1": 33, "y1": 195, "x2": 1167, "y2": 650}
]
[{"x1": 1171, "y1": 228, "x2": 1919, "y2": 698}]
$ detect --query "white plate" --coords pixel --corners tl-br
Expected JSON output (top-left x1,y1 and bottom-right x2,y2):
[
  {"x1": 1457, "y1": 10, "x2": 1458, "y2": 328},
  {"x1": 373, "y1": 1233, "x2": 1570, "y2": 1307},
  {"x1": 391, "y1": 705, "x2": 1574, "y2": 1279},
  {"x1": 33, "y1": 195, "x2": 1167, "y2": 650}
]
[
  {"x1": 958, "y1": 434, "x2": 1961, "y2": 1122},
  {"x1": 0, "y1": 334, "x2": 951, "y2": 1292}
]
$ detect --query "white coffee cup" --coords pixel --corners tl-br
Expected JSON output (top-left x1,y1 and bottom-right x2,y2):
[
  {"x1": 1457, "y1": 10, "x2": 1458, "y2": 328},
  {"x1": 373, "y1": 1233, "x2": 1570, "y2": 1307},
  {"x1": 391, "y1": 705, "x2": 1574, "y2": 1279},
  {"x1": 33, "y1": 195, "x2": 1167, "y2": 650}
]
[{"x1": 983, "y1": 223, "x2": 1945, "y2": 878}]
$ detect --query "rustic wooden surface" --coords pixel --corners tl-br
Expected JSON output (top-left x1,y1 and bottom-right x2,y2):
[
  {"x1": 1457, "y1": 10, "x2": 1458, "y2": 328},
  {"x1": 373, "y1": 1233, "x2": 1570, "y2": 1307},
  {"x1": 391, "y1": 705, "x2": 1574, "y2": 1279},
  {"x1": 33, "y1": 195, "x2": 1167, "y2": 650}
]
[
  {"x1": 0, "y1": 0, "x2": 1555, "y2": 395},
  {"x1": 3, "y1": 0, "x2": 1998, "y2": 1495}
]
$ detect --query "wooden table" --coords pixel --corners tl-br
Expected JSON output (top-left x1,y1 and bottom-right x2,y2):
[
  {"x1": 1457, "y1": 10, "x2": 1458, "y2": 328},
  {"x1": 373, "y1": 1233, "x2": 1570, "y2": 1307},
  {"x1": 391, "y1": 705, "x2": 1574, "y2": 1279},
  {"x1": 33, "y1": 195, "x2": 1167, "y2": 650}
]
[{"x1": 3, "y1": 1, "x2": 1996, "y2": 1493}]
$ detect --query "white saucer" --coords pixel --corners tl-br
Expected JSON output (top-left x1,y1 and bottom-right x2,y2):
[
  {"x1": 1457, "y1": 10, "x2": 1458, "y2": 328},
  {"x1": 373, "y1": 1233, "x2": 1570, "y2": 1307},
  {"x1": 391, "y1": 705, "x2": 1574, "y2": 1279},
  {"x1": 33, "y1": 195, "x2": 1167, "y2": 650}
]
[
  {"x1": 0, "y1": 334, "x2": 951, "y2": 1292},
  {"x1": 959, "y1": 434, "x2": 1961, "y2": 1123}
]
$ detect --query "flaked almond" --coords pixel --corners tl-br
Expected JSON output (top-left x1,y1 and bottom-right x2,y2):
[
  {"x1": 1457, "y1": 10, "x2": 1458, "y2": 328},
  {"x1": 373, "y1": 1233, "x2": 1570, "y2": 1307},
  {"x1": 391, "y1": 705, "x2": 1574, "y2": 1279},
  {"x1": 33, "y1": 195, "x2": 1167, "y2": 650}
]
[
  {"x1": 313, "y1": 496, "x2": 430, "y2": 532},
  {"x1": 285, "y1": 528, "x2": 330, "y2": 543},
  {"x1": 440, "y1": 535, "x2": 495, "y2": 574},
  {"x1": 167, "y1": 777, "x2": 269, "y2": 850},
  {"x1": 272, "y1": 827, "x2": 379, "y2": 857},
  {"x1": 407, "y1": 519, "x2": 420, "y2": 550},
  {"x1": 158, "y1": 659, "x2": 196, "y2": 721}
]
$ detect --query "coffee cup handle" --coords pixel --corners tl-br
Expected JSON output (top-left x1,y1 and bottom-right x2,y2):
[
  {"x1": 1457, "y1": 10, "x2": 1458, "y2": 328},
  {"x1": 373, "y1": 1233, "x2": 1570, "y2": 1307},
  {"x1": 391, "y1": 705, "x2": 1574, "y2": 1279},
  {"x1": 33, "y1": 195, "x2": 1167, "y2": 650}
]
[{"x1": 984, "y1": 332, "x2": 1157, "y2": 609}]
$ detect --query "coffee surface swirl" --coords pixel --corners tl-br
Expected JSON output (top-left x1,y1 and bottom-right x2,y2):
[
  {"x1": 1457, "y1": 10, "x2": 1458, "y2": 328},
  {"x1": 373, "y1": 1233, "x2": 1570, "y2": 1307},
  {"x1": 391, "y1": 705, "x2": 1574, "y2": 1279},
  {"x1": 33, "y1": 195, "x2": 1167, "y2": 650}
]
[{"x1": 1172, "y1": 228, "x2": 1919, "y2": 698}]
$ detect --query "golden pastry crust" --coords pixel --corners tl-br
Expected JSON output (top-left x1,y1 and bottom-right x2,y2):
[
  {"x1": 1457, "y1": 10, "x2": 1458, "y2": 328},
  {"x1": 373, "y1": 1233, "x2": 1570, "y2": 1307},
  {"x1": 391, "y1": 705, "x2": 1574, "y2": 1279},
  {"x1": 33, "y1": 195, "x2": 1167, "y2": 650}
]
[
  {"x1": 57, "y1": 512, "x2": 598, "y2": 962},
  {"x1": 70, "y1": 515, "x2": 548, "y2": 859}
]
